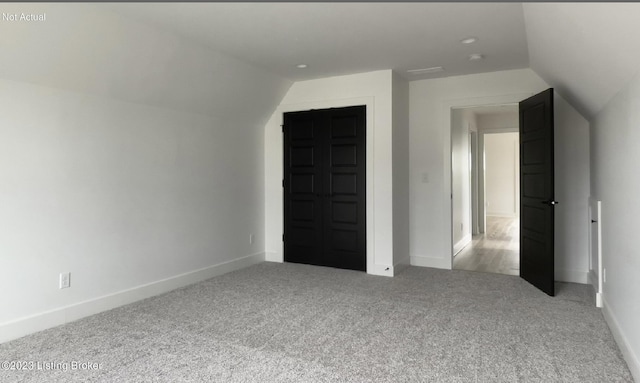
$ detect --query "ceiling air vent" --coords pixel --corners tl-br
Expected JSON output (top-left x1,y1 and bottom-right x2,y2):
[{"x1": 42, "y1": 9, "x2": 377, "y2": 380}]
[{"x1": 407, "y1": 66, "x2": 444, "y2": 75}]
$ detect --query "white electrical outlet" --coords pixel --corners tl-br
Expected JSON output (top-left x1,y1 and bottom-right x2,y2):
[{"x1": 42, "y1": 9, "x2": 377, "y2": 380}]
[
  {"x1": 249, "y1": 234, "x2": 254, "y2": 245},
  {"x1": 59, "y1": 272, "x2": 71, "y2": 289}
]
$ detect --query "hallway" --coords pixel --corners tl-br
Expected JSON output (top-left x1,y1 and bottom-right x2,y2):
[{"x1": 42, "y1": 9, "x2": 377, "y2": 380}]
[{"x1": 453, "y1": 216, "x2": 519, "y2": 276}]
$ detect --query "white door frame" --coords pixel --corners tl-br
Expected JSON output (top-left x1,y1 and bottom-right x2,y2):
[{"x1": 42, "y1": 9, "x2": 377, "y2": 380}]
[{"x1": 442, "y1": 93, "x2": 534, "y2": 269}]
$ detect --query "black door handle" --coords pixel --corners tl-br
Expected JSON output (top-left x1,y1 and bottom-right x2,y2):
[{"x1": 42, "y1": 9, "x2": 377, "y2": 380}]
[{"x1": 542, "y1": 200, "x2": 559, "y2": 206}]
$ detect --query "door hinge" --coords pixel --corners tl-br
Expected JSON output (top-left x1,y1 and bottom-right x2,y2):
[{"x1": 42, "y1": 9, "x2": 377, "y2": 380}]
[
  {"x1": 282, "y1": 179, "x2": 285, "y2": 188},
  {"x1": 282, "y1": 234, "x2": 285, "y2": 242},
  {"x1": 281, "y1": 124, "x2": 285, "y2": 132}
]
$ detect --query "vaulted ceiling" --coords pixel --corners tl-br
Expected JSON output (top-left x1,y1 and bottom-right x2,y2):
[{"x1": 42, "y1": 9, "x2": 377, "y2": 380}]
[
  {"x1": 3, "y1": 3, "x2": 640, "y2": 120},
  {"x1": 524, "y1": 3, "x2": 640, "y2": 118},
  {"x1": 105, "y1": 2, "x2": 640, "y2": 118},
  {"x1": 104, "y1": 3, "x2": 530, "y2": 82}
]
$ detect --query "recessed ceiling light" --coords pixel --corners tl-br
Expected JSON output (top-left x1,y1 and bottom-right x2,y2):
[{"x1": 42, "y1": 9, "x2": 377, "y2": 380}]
[
  {"x1": 407, "y1": 66, "x2": 444, "y2": 75},
  {"x1": 460, "y1": 37, "x2": 478, "y2": 44},
  {"x1": 468, "y1": 54, "x2": 484, "y2": 61},
  {"x1": 296, "y1": 64, "x2": 308, "y2": 69}
]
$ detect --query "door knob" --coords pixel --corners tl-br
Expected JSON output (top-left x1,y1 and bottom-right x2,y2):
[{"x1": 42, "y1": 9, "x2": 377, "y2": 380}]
[{"x1": 542, "y1": 200, "x2": 559, "y2": 206}]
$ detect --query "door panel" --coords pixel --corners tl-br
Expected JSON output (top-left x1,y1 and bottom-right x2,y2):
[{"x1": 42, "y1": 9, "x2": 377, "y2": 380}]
[
  {"x1": 284, "y1": 112, "x2": 324, "y2": 266},
  {"x1": 323, "y1": 107, "x2": 366, "y2": 271},
  {"x1": 284, "y1": 106, "x2": 366, "y2": 271},
  {"x1": 519, "y1": 89, "x2": 555, "y2": 296}
]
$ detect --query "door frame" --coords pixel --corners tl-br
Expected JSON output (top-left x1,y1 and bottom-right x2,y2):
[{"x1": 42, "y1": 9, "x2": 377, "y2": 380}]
[
  {"x1": 444, "y1": 93, "x2": 538, "y2": 269},
  {"x1": 469, "y1": 130, "x2": 479, "y2": 235}
]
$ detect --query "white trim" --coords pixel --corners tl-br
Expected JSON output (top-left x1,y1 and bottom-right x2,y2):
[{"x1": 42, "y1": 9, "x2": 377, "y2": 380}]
[
  {"x1": 478, "y1": 127, "x2": 519, "y2": 134},
  {"x1": 602, "y1": 297, "x2": 640, "y2": 382},
  {"x1": 453, "y1": 234, "x2": 472, "y2": 256},
  {"x1": 555, "y1": 268, "x2": 588, "y2": 284},
  {"x1": 270, "y1": 97, "x2": 380, "y2": 275},
  {"x1": 368, "y1": 263, "x2": 394, "y2": 277},
  {"x1": 265, "y1": 251, "x2": 280, "y2": 262},
  {"x1": 588, "y1": 270, "x2": 603, "y2": 307},
  {"x1": 0, "y1": 253, "x2": 265, "y2": 344},
  {"x1": 410, "y1": 255, "x2": 451, "y2": 269},
  {"x1": 588, "y1": 197, "x2": 603, "y2": 308}
]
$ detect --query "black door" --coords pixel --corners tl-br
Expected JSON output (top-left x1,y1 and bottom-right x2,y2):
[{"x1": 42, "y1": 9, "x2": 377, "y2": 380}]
[
  {"x1": 519, "y1": 89, "x2": 556, "y2": 296},
  {"x1": 284, "y1": 106, "x2": 366, "y2": 271}
]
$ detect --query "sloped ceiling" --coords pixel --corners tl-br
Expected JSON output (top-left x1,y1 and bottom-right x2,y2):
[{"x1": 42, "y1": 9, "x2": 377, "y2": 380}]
[
  {"x1": 2, "y1": 3, "x2": 640, "y2": 121},
  {"x1": 104, "y1": 2, "x2": 640, "y2": 119},
  {"x1": 523, "y1": 3, "x2": 640, "y2": 118},
  {"x1": 0, "y1": 4, "x2": 291, "y2": 124},
  {"x1": 105, "y1": 3, "x2": 529, "y2": 82}
]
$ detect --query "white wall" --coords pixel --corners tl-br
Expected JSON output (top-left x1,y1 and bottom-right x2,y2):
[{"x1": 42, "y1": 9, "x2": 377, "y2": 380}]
[
  {"x1": 477, "y1": 112, "x2": 519, "y2": 132},
  {"x1": 0, "y1": 5, "x2": 290, "y2": 343},
  {"x1": 451, "y1": 109, "x2": 476, "y2": 253},
  {"x1": 590, "y1": 69, "x2": 640, "y2": 381},
  {"x1": 264, "y1": 70, "x2": 397, "y2": 277},
  {"x1": 409, "y1": 69, "x2": 590, "y2": 283},
  {"x1": 0, "y1": 4, "x2": 290, "y2": 123},
  {"x1": 554, "y1": 94, "x2": 591, "y2": 284},
  {"x1": 484, "y1": 132, "x2": 519, "y2": 217},
  {"x1": 476, "y1": 111, "x2": 519, "y2": 231},
  {"x1": 410, "y1": 69, "x2": 548, "y2": 269},
  {"x1": 392, "y1": 73, "x2": 411, "y2": 270}
]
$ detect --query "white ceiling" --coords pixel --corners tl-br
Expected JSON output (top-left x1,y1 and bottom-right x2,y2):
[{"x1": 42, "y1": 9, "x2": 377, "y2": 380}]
[
  {"x1": 105, "y1": 3, "x2": 530, "y2": 82},
  {"x1": 0, "y1": 3, "x2": 292, "y2": 121},
  {"x1": 3, "y1": 3, "x2": 640, "y2": 119},
  {"x1": 524, "y1": 3, "x2": 640, "y2": 118}
]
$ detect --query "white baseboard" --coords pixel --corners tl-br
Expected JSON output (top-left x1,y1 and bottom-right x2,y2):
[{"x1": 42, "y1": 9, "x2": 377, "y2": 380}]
[
  {"x1": 602, "y1": 297, "x2": 640, "y2": 382},
  {"x1": 588, "y1": 269, "x2": 602, "y2": 307},
  {"x1": 410, "y1": 255, "x2": 450, "y2": 270},
  {"x1": 453, "y1": 235, "x2": 472, "y2": 256},
  {"x1": 265, "y1": 251, "x2": 396, "y2": 277},
  {"x1": 555, "y1": 268, "x2": 588, "y2": 284},
  {"x1": 0, "y1": 252, "x2": 265, "y2": 344},
  {"x1": 368, "y1": 263, "x2": 394, "y2": 277},
  {"x1": 264, "y1": 251, "x2": 282, "y2": 263}
]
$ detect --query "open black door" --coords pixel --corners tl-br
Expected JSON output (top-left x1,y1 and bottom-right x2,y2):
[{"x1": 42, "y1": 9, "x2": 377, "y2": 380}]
[{"x1": 519, "y1": 89, "x2": 556, "y2": 296}]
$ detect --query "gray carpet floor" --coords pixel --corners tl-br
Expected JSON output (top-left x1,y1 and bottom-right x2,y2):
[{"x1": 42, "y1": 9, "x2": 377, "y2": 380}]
[{"x1": 0, "y1": 263, "x2": 634, "y2": 382}]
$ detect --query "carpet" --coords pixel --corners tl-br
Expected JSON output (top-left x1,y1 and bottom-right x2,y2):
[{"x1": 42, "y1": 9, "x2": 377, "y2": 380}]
[{"x1": 0, "y1": 263, "x2": 634, "y2": 382}]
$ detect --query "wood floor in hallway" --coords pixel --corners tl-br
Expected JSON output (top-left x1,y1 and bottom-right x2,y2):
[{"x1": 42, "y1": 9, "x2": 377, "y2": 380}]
[{"x1": 453, "y1": 216, "x2": 519, "y2": 276}]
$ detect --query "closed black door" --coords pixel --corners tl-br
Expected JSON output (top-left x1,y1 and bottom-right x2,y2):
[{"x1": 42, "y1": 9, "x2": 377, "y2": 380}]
[
  {"x1": 284, "y1": 106, "x2": 366, "y2": 271},
  {"x1": 519, "y1": 89, "x2": 555, "y2": 296}
]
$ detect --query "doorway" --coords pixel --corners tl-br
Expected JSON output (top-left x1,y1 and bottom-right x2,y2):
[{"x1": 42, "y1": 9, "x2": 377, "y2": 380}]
[
  {"x1": 283, "y1": 105, "x2": 367, "y2": 271},
  {"x1": 451, "y1": 105, "x2": 520, "y2": 276}
]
